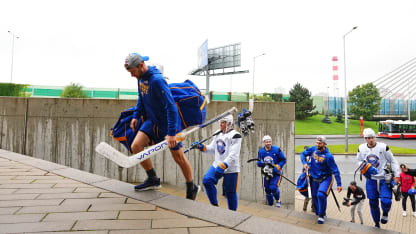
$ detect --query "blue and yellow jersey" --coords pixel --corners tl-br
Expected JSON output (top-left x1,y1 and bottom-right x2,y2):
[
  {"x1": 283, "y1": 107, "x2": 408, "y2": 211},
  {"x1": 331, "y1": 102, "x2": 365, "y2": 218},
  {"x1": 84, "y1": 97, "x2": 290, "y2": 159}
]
[
  {"x1": 257, "y1": 146, "x2": 286, "y2": 171},
  {"x1": 300, "y1": 146, "x2": 342, "y2": 187}
]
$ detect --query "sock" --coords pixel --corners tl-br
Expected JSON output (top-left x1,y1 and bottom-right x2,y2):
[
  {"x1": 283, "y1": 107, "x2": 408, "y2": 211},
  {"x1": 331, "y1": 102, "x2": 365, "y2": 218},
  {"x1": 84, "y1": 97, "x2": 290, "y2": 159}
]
[
  {"x1": 146, "y1": 168, "x2": 157, "y2": 179},
  {"x1": 186, "y1": 181, "x2": 194, "y2": 191}
]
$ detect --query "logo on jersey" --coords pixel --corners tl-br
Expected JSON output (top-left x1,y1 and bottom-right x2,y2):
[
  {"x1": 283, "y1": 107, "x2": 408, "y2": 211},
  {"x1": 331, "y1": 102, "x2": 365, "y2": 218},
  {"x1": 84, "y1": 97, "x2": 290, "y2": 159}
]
[
  {"x1": 264, "y1": 156, "x2": 274, "y2": 164},
  {"x1": 312, "y1": 152, "x2": 325, "y2": 163},
  {"x1": 366, "y1": 154, "x2": 380, "y2": 168},
  {"x1": 216, "y1": 139, "x2": 226, "y2": 154}
]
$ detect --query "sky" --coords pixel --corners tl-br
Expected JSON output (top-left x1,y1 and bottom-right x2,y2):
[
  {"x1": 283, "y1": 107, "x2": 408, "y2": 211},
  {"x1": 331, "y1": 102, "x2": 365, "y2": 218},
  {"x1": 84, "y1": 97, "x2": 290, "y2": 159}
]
[{"x1": 0, "y1": 0, "x2": 415, "y2": 96}]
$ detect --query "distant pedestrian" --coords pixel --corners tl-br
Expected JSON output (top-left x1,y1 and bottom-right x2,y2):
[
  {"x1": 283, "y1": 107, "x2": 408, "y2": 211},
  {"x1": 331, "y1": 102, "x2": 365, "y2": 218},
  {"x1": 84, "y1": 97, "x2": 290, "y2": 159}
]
[{"x1": 400, "y1": 164, "x2": 416, "y2": 217}]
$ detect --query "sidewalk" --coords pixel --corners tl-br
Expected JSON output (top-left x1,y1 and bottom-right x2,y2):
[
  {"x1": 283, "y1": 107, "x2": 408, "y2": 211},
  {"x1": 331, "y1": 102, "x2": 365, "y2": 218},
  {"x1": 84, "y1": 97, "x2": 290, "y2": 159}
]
[{"x1": 0, "y1": 149, "x2": 400, "y2": 234}]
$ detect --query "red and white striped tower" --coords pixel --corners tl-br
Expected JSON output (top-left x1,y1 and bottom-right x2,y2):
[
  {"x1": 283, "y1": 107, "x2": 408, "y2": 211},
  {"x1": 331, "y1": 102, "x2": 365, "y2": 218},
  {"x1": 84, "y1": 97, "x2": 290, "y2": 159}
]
[{"x1": 332, "y1": 56, "x2": 339, "y2": 97}]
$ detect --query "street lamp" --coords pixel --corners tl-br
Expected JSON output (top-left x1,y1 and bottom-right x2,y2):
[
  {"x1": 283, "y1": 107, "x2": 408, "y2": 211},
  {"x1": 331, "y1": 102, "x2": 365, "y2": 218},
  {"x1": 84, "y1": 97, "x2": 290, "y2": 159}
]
[
  {"x1": 343, "y1": 26, "x2": 357, "y2": 152},
  {"x1": 8, "y1": 31, "x2": 19, "y2": 83},
  {"x1": 252, "y1": 53, "x2": 266, "y2": 98}
]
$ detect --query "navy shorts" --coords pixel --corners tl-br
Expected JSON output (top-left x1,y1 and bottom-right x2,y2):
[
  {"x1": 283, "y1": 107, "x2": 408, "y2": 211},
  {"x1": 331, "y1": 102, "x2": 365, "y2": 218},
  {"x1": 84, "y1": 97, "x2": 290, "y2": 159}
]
[{"x1": 139, "y1": 118, "x2": 183, "y2": 150}]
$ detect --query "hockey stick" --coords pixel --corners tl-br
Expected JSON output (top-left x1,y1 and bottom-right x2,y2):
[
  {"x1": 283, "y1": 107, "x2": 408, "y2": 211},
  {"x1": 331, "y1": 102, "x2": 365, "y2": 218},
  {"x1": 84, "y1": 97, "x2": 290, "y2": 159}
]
[
  {"x1": 96, "y1": 107, "x2": 238, "y2": 168},
  {"x1": 246, "y1": 158, "x2": 296, "y2": 186},
  {"x1": 330, "y1": 188, "x2": 341, "y2": 212},
  {"x1": 183, "y1": 129, "x2": 221, "y2": 153}
]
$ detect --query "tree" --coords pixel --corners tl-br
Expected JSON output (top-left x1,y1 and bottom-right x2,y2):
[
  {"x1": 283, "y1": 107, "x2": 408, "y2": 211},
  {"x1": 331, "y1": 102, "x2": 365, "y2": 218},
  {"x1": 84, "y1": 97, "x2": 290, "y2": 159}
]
[
  {"x1": 60, "y1": 83, "x2": 88, "y2": 98},
  {"x1": 348, "y1": 83, "x2": 381, "y2": 120},
  {"x1": 0, "y1": 83, "x2": 30, "y2": 97},
  {"x1": 335, "y1": 109, "x2": 344, "y2": 123},
  {"x1": 288, "y1": 83, "x2": 317, "y2": 120}
]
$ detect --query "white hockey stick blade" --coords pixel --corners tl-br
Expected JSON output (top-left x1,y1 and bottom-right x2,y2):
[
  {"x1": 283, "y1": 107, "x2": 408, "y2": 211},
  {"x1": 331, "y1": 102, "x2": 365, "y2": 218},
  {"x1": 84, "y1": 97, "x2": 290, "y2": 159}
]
[
  {"x1": 96, "y1": 107, "x2": 238, "y2": 168},
  {"x1": 95, "y1": 142, "x2": 133, "y2": 168}
]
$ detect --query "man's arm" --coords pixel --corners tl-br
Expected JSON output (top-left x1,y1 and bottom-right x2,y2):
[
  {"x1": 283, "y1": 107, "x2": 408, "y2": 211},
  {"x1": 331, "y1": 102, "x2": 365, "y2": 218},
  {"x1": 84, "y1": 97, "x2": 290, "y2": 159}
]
[
  {"x1": 300, "y1": 147, "x2": 312, "y2": 169},
  {"x1": 327, "y1": 154, "x2": 342, "y2": 188},
  {"x1": 223, "y1": 133, "x2": 242, "y2": 167},
  {"x1": 154, "y1": 78, "x2": 178, "y2": 137},
  {"x1": 385, "y1": 145, "x2": 400, "y2": 180},
  {"x1": 405, "y1": 169, "x2": 416, "y2": 177},
  {"x1": 277, "y1": 148, "x2": 286, "y2": 170}
]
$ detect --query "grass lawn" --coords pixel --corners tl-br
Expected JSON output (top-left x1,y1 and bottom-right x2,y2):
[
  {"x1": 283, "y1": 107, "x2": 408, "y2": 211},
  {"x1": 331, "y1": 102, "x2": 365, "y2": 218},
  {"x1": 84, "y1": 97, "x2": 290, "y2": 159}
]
[
  {"x1": 295, "y1": 144, "x2": 416, "y2": 155},
  {"x1": 296, "y1": 115, "x2": 378, "y2": 135}
]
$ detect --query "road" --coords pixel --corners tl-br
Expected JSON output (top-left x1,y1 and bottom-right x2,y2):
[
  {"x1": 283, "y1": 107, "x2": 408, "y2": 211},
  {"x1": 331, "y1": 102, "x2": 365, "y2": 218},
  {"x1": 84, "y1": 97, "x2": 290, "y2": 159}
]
[{"x1": 296, "y1": 137, "x2": 416, "y2": 149}]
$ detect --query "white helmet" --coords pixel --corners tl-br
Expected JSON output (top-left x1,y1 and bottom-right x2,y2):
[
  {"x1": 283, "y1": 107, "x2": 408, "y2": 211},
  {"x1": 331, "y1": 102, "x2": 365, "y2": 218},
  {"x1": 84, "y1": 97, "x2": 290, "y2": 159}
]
[
  {"x1": 263, "y1": 135, "x2": 272, "y2": 142},
  {"x1": 220, "y1": 115, "x2": 233, "y2": 127},
  {"x1": 363, "y1": 128, "x2": 376, "y2": 138}
]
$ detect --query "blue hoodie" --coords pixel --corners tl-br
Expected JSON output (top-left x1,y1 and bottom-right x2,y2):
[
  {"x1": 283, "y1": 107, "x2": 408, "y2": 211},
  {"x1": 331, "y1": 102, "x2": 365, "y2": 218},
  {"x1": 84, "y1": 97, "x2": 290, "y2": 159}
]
[
  {"x1": 133, "y1": 66, "x2": 179, "y2": 136},
  {"x1": 300, "y1": 146, "x2": 341, "y2": 187},
  {"x1": 257, "y1": 146, "x2": 286, "y2": 170}
]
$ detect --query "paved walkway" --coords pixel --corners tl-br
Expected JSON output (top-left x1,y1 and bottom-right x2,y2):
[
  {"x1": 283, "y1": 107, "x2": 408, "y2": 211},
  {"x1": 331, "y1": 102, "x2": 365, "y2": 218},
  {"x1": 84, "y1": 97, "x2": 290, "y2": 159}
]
[{"x1": 0, "y1": 149, "x2": 401, "y2": 234}]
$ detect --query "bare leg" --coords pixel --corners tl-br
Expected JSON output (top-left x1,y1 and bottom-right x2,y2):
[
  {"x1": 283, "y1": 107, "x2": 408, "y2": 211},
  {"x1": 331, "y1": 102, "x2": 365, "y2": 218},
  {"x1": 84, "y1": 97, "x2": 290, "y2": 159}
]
[
  {"x1": 131, "y1": 131, "x2": 153, "y2": 171},
  {"x1": 170, "y1": 148, "x2": 193, "y2": 182}
]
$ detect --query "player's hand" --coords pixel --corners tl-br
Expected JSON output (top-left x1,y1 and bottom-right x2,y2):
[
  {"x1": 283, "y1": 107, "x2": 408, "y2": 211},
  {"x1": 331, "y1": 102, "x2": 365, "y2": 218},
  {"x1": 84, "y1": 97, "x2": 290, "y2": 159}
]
[
  {"x1": 130, "y1": 119, "x2": 138, "y2": 131},
  {"x1": 347, "y1": 202, "x2": 351, "y2": 207},
  {"x1": 166, "y1": 135, "x2": 177, "y2": 148},
  {"x1": 337, "y1": 186, "x2": 342, "y2": 192},
  {"x1": 303, "y1": 164, "x2": 309, "y2": 170},
  {"x1": 394, "y1": 177, "x2": 399, "y2": 184}
]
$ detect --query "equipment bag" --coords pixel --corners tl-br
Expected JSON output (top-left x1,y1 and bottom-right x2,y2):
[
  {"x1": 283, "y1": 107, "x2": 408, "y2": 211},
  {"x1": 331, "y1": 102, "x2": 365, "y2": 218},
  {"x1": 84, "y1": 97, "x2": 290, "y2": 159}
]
[
  {"x1": 111, "y1": 79, "x2": 206, "y2": 153},
  {"x1": 169, "y1": 79, "x2": 206, "y2": 129},
  {"x1": 110, "y1": 106, "x2": 141, "y2": 154}
]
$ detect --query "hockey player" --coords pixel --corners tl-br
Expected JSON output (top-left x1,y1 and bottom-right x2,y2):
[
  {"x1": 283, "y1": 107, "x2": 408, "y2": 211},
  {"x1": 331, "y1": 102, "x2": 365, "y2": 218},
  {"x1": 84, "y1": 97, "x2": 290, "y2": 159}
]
[
  {"x1": 193, "y1": 115, "x2": 242, "y2": 211},
  {"x1": 300, "y1": 136, "x2": 342, "y2": 224},
  {"x1": 256, "y1": 135, "x2": 286, "y2": 207},
  {"x1": 357, "y1": 128, "x2": 400, "y2": 228},
  {"x1": 125, "y1": 53, "x2": 200, "y2": 200}
]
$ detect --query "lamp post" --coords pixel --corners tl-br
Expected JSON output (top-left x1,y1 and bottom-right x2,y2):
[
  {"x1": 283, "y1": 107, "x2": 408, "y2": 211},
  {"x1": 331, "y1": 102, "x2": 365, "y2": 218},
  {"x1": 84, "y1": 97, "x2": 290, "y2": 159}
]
[
  {"x1": 252, "y1": 53, "x2": 266, "y2": 98},
  {"x1": 8, "y1": 31, "x2": 19, "y2": 83},
  {"x1": 343, "y1": 26, "x2": 357, "y2": 152}
]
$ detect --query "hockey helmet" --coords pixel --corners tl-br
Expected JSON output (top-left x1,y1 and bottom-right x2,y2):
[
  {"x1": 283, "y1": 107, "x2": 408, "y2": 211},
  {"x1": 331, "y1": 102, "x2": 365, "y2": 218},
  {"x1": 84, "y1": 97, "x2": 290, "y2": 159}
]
[
  {"x1": 363, "y1": 128, "x2": 376, "y2": 138},
  {"x1": 263, "y1": 135, "x2": 272, "y2": 142},
  {"x1": 219, "y1": 115, "x2": 233, "y2": 126}
]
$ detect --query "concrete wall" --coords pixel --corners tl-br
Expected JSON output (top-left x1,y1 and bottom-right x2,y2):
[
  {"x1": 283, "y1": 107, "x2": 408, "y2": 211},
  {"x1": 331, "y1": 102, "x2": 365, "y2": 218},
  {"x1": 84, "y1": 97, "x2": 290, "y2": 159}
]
[{"x1": 0, "y1": 97, "x2": 295, "y2": 207}]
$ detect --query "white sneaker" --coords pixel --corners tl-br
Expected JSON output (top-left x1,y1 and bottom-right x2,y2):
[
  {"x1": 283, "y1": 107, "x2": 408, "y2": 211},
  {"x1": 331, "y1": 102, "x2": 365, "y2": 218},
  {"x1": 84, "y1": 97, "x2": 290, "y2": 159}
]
[
  {"x1": 275, "y1": 201, "x2": 281, "y2": 208},
  {"x1": 413, "y1": 212, "x2": 416, "y2": 217},
  {"x1": 403, "y1": 211, "x2": 407, "y2": 217}
]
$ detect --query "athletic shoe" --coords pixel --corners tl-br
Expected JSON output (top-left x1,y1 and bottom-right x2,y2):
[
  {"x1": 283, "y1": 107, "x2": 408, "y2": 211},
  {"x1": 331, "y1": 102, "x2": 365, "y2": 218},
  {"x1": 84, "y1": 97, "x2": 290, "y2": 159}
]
[
  {"x1": 403, "y1": 211, "x2": 407, "y2": 217},
  {"x1": 275, "y1": 201, "x2": 281, "y2": 208},
  {"x1": 186, "y1": 184, "x2": 201, "y2": 200},
  {"x1": 317, "y1": 216, "x2": 325, "y2": 224},
  {"x1": 381, "y1": 215, "x2": 388, "y2": 224},
  {"x1": 375, "y1": 223, "x2": 380, "y2": 228},
  {"x1": 350, "y1": 220, "x2": 355, "y2": 223},
  {"x1": 413, "y1": 212, "x2": 416, "y2": 217},
  {"x1": 134, "y1": 177, "x2": 161, "y2": 191}
]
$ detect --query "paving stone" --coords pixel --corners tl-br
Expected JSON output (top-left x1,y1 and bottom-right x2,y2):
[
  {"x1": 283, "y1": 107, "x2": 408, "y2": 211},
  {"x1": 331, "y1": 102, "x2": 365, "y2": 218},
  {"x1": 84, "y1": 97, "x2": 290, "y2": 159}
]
[
  {"x1": 0, "y1": 193, "x2": 39, "y2": 200},
  {"x1": 74, "y1": 187, "x2": 107, "y2": 193},
  {"x1": 15, "y1": 188, "x2": 75, "y2": 194},
  {"x1": 152, "y1": 218, "x2": 217, "y2": 228},
  {"x1": 52, "y1": 167, "x2": 110, "y2": 184},
  {"x1": 14, "y1": 175, "x2": 64, "y2": 180},
  {"x1": 150, "y1": 194, "x2": 250, "y2": 228},
  {"x1": 1, "y1": 220, "x2": 75, "y2": 233},
  {"x1": 110, "y1": 228, "x2": 188, "y2": 234},
  {"x1": 0, "y1": 188, "x2": 17, "y2": 194},
  {"x1": 60, "y1": 197, "x2": 126, "y2": 205},
  {"x1": 0, "y1": 179, "x2": 34, "y2": 184},
  {"x1": 119, "y1": 210, "x2": 187, "y2": 219},
  {"x1": 33, "y1": 179, "x2": 81, "y2": 184},
  {"x1": 0, "y1": 176, "x2": 17, "y2": 180},
  {"x1": 234, "y1": 216, "x2": 322, "y2": 234},
  {"x1": 0, "y1": 183, "x2": 54, "y2": 189},
  {"x1": 0, "y1": 150, "x2": 29, "y2": 162},
  {"x1": 18, "y1": 204, "x2": 90, "y2": 214},
  {"x1": 99, "y1": 192, "x2": 125, "y2": 198},
  {"x1": 328, "y1": 226, "x2": 353, "y2": 234},
  {"x1": 0, "y1": 168, "x2": 31, "y2": 172},
  {"x1": 20, "y1": 157, "x2": 67, "y2": 171},
  {"x1": 53, "y1": 183, "x2": 94, "y2": 188},
  {"x1": 0, "y1": 199, "x2": 63, "y2": 207},
  {"x1": 92, "y1": 179, "x2": 168, "y2": 202},
  {"x1": 126, "y1": 198, "x2": 145, "y2": 204},
  {"x1": 189, "y1": 227, "x2": 245, "y2": 234},
  {"x1": 0, "y1": 170, "x2": 48, "y2": 176},
  {"x1": 74, "y1": 219, "x2": 150, "y2": 230},
  {"x1": 37, "y1": 192, "x2": 99, "y2": 199},
  {"x1": 0, "y1": 207, "x2": 20, "y2": 215},
  {"x1": 35, "y1": 232, "x2": 108, "y2": 234},
  {"x1": 43, "y1": 211, "x2": 118, "y2": 221},
  {"x1": 89, "y1": 203, "x2": 156, "y2": 211},
  {"x1": 294, "y1": 221, "x2": 332, "y2": 233},
  {"x1": 0, "y1": 213, "x2": 45, "y2": 223}
]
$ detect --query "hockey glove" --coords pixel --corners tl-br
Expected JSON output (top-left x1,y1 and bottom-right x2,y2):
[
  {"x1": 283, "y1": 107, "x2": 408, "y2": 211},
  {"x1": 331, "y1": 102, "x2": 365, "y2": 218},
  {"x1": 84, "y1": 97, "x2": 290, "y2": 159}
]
[
  {"x1": 215, "y1": 162, "x2": 228, "y2": 179},
  {"x1": 392, "y1": 182, "x2": 401, "y2": 201},
  {"x1": 408, "y1": 188, "x2": 416, "y2": 195},
  {"x1": 359, "y1": 161, "x2": 378, "y2": 179},
  {"x1": 273, "y1": 165, "x2": 281, "y2": 175},
  {"x1": 191, "y1": 141, "x2": 206, "y2": 152}
]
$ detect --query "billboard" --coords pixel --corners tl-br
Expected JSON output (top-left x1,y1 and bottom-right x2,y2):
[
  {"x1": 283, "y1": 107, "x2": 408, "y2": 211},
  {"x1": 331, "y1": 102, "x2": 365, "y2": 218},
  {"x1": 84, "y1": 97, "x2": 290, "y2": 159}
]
[
  {"x1": 198, "y1": 39, "x2": 208, "y2": 69},
  {"x1": 208, "y1": 43, "x2": 241, "y2": 70}
]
